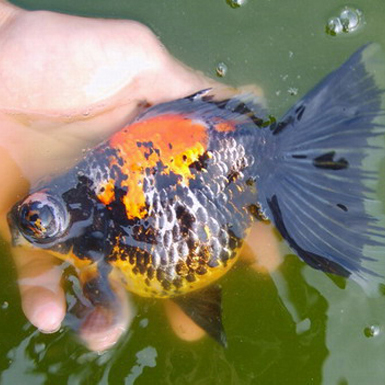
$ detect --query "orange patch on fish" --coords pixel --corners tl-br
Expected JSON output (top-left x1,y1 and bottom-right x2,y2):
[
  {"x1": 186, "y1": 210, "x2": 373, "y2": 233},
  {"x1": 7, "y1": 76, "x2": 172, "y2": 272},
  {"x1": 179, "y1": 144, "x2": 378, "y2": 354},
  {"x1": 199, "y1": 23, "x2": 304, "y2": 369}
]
[
  {"x1": 108, "y1": 115, "x2": 208, "y2": 219},
  {"x1": 214, "y1": 121, "x2": 236, "y2": 132}
]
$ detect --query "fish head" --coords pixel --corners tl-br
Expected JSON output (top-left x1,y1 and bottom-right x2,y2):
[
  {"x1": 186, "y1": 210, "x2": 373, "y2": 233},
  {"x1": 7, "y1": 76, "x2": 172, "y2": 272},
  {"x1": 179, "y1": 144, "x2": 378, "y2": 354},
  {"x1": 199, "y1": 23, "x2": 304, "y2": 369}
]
[
  {"x1": 7, "y1": 169, "x2": 110, "y2": 269},
  {"x1": 7, "y1": 178, "x2": 129, "y2": 347}
]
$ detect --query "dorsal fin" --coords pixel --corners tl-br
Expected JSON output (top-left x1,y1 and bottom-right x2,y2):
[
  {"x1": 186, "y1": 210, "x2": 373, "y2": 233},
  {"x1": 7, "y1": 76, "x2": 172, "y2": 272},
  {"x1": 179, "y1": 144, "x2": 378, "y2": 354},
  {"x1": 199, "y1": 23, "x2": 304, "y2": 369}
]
[{"x1": 134, "y1": 88, "x2": 267, "y2": 129}]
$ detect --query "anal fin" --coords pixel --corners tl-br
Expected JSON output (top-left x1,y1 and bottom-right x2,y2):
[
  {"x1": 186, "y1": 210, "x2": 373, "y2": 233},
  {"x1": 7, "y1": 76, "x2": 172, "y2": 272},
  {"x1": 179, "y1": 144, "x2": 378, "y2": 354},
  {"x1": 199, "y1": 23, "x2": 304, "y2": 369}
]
[{"x1": 172, "y1": 285, "x2": 227, "y2": 347}]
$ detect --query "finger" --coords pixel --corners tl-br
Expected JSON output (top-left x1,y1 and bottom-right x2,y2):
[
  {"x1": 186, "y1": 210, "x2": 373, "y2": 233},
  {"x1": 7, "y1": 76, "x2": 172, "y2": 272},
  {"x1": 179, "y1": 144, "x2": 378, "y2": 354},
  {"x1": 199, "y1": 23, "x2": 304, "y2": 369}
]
[
  {"x1": 241, "y1": 221, "x2": 283, "y2": 274},
  {"x1": 12, "y1": 247, "x2": 66, "y2": 333},
  {"x1": 164, "y1": 299, "x2": 206, "y2": 342},
  {"x1": 79, "y1": 280, "x2": 135, "y2": 352}
]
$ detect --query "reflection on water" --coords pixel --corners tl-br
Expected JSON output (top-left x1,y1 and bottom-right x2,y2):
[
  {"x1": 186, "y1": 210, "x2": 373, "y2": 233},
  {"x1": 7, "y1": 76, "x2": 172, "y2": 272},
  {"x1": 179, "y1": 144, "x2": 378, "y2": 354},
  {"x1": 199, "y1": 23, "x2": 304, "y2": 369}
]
[{"x1": 304, "y1": 266, "x2": 385, "y2": 385}]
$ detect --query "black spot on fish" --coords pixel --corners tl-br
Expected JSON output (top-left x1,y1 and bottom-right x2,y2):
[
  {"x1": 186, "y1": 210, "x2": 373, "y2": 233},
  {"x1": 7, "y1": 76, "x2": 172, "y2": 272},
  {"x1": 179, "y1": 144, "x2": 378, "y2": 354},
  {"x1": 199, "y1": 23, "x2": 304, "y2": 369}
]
[
  {"x1": 132, "y1": 224, "x2": 158, "y2": 245},
  {"x1": 161, "y1": 279, "x2": 172, "y2": 290},
  {"x1": 176, "y1": 206, "x2": 196, "y2": 236},
  {"x1": 337, "y1": 203, "x2": 348, "y2": 212},
  {"x1": 189, "y1": 151, "x2": 211, "y2": 172},
  {"x1": 228, "y1": 231, "x2": 240, "y2": 250},
  {"x1": 271, "y1": 116, "x2": 294, "y2": 136},
  {"x1": 196, "y1": 266, "x2": 207, "y2": 275},
  {"x1": 185, "y1": 273, "x2": 196, "y2": 282},
  {"x1": 233, "y1": 102, "x2": 249, "y2": 115},
  {"x1": 246, "y1": 178, "x2": 255, "y2": 186},
  {"x1": 137, "y1": 141, "x2": 154, "y2": 149},
  {"x1": 248, "y1": 115, "x2": 264, "y2": 127},
  {"x1": 295, "y1": 104, "x2": 306, "y2": 121},
  {"x1": 143, "y1": 146, "x2": 156, "y2": 160},
  {"x1": 211, "y1": 99, "x2": 230, "y2": 110},
  {"x1": 232, "y1": 102, "x2": 264, "y2": 127},
  {"x1": 130, "y1": 248, "x2": 152, "y2": 275},
  {"x1": 106, "y1": 186, "x2": 132, "y2": 225},
  {"x1": 247, "y1": 203, "x2": 267, "y2": 221},
  {"x1": 227, "y1": 170, "x2": 240, "y2": 183},
  {"x1": 173, "y1": 277, "x2": 183, "y2": 289},
  {"x1": 220, "y1": 249, "x2": 230, "y2": 263},
  {"x1": 313, "y1": 151, "x2": 349, "y2": 170},
  {"x1": 155, "y1": 161, "x2": 167, "y2": 173},
  {"x1": 156, "y1": 268, "x2": 165, "y2": 282},
  {"x1": 116, "y1": 155, "x2": 125, "y2": 167},
  {"x1": 147, "y1": 266, "x2": 155, "y2": 280}
]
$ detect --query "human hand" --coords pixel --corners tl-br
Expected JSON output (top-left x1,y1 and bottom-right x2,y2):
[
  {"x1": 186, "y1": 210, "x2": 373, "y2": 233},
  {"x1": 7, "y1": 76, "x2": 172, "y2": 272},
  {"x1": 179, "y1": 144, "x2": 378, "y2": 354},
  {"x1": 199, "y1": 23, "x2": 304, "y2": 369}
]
[{"x1": 0, "y1": 0, "x2": 279, "y2": 351}]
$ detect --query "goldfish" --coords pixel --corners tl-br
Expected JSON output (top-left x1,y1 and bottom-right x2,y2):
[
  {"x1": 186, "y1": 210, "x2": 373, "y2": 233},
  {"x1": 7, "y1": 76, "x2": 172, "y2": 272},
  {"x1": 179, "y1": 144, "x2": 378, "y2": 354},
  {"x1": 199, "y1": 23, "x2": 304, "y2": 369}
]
[{"x1": 7, "y1": 44, "x2": 385, "y2": 346}]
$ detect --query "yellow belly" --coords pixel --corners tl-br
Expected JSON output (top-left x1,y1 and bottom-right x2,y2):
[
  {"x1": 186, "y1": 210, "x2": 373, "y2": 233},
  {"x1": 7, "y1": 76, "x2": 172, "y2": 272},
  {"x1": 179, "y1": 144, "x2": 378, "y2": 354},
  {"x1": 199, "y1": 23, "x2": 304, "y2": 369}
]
[{"x1": 111, "y1": 252, "x2": 239, "y2": 298}]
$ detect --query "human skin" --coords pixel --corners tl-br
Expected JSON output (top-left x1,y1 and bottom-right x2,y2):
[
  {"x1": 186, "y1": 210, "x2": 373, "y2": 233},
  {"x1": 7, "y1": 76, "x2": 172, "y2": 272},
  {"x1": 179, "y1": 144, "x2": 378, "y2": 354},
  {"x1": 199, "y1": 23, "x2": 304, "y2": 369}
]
[{"x1": 0, "y1": 0, "x2": 281, "y2": 351}]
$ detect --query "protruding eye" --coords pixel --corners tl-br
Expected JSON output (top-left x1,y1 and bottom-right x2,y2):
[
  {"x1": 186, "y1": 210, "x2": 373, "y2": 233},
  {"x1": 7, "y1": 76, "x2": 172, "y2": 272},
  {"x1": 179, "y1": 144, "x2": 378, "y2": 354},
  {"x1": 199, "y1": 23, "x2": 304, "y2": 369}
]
[{"x1": 17, "y1": 193, "x2": 69, "y2": 243}]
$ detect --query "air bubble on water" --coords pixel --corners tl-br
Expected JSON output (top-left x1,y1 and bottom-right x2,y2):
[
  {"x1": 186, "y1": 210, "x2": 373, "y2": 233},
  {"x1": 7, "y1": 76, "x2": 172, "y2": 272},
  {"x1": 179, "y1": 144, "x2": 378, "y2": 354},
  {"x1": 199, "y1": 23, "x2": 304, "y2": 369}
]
[
  {"x1": 340, "y1": 7, "x2": 361, "y2": 32},
  {"x1": 326, "y1": 7, "x2": 364, "y2": 36},
  {"x1": 364, "y1": 324, "x2": 381, "y2": 338},
  {"x1": 326, "y1": 17, "x2": 343, "y2": 36},
  {"x1": 216, "y1": 62, "x2": 228, "y2": 78},
  {"x1": 288, "y1": 87, "x2": 298, "y2": 96},
  {"x1": 289, "y1": 51, "x2": 294, "y2": 59},
  {"x1": 226, "y1": 0, "x2": 247, "y2": 9},
  {"x1": 276, "y1": 90, "x2": 281, "y2": 96},
  {"x1": 139, "y1": 318, "x2": 149, "y2": 328},
  {"x1": 1, "y1": 301, "x2": 8, "y2": 310}
]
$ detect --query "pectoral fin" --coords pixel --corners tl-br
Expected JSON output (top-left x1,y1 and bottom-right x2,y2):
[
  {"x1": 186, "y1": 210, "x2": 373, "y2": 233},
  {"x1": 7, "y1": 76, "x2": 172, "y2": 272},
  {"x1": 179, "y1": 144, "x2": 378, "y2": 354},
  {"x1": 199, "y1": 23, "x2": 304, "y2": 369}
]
[{"x1": 172, "y1": 284, "x2": 227, "y2": 347}]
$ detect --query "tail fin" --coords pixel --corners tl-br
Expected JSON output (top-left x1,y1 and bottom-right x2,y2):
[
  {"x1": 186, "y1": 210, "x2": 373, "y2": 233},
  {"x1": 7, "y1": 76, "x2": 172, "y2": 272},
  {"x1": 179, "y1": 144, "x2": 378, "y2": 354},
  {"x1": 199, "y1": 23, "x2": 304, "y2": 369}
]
[{"x1": 256, "y1": 44, "x2": 385, "y2": 295}]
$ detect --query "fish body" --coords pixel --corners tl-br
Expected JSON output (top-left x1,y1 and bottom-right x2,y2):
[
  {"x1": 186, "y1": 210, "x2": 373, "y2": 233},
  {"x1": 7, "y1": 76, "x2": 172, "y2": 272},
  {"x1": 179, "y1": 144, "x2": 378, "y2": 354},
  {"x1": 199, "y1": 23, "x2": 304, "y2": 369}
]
[
  {"x1": 8, "y1": 44, "x2": 385, "y2": 344},
  {"x1": 65, "y1": 105, "x2": 261, "y2": 298}
]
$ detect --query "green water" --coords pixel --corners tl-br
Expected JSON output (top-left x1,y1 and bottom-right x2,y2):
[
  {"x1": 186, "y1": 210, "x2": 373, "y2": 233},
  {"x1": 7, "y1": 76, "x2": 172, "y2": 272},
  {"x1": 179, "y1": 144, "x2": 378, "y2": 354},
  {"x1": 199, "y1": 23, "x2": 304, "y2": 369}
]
[{"x1": 1, "y1": 0, "x2": 385, "y2": 384}]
